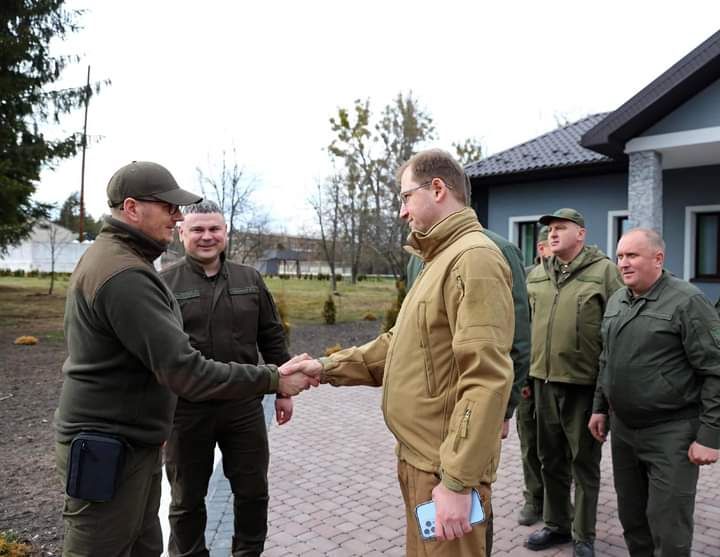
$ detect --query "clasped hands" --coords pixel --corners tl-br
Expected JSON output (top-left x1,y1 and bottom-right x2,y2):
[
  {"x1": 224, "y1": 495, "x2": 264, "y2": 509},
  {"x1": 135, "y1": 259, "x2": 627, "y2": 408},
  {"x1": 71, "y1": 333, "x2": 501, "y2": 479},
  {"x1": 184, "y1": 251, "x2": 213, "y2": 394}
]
[{"x1": 276, "y1": 353, "x2": 324, "y2": 397}]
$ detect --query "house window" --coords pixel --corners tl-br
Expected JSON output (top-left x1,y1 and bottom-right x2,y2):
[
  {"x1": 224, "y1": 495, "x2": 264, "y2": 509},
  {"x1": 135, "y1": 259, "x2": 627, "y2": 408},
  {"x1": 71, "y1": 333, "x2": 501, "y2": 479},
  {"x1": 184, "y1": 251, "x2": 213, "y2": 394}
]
[
  {"x1": 509, "y1": 215, "x2": 543, "y2": 267},
  {"x1": 696, "y1": 212, "x2": 720, "y2": 279},
  {"x1": 606, "y1": 210, "x2": 630, "y2": 257},
  {"x1": 684, "y1": 205, "x2": 720, "y2": 282},
  {"x1": 517, "y1": 222, "x2": 539, "y2": 267}
]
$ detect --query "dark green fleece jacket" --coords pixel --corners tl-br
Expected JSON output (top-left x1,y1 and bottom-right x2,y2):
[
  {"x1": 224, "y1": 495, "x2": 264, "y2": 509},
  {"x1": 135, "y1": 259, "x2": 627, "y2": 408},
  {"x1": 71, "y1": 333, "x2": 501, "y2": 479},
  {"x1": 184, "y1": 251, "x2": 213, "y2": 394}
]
[
  {"x1": 594, "y1": 271, "x2": 720, "y2": 447},
  {"x1": 54, "y1": 218, "x2": 279, "y2": 446}
]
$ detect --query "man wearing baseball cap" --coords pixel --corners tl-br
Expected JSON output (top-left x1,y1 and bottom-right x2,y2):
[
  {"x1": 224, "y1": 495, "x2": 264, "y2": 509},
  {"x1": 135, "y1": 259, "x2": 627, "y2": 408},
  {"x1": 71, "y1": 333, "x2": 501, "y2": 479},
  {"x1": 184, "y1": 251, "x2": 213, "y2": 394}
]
[
  {"x1": 525, "y1": 208, "x2": 622, "y2": 556},
  {"x1": 54, "y1": 161, "x2": 314, "y2": 557}
]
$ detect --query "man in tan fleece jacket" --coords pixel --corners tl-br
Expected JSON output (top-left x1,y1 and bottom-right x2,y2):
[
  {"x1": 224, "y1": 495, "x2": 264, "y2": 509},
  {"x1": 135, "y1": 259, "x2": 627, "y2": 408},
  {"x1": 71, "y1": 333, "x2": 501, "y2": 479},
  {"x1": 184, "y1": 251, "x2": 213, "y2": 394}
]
[{"x1": 283, "y1": 149, "x2": 514, "y2": 556}]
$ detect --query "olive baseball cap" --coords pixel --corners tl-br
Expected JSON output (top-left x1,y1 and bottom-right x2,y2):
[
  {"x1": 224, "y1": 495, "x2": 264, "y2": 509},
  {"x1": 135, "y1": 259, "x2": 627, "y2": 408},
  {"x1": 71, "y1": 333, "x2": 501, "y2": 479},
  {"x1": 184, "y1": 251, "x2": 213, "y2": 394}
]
[
  {"x1": 538, "y1": 225, "x2": 549, "y2": 242},
  {"x1": 106, "y1": 161, "x2": 202, "y2": 208},
  {"x1": 538, "y1": 208, "x2": 585, "y2": 228}
]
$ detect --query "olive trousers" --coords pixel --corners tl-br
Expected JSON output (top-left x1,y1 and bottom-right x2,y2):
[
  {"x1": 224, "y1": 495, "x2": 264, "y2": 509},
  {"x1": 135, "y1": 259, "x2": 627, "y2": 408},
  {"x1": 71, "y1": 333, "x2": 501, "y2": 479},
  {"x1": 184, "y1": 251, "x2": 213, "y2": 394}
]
[
  {"x1": 165, "y1": 397, "x2": 268, "y2": 557},
  {"x1": 611, "y1": 416, "x2": 699, "y2": 557},
  {"x1": 516, "y1": 392, "x2": 544, "y2": 510},
  {"x1": 535, "y1": 380, "x2": 601, "y2": 542},
  {"x1": 56, "y1": 441, "x2": 163, "y2": 557}
]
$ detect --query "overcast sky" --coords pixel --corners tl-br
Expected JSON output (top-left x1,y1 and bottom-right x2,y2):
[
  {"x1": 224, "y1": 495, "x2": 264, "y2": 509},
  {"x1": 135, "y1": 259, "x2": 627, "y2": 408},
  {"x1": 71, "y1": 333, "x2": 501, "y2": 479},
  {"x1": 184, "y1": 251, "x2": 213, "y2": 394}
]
[{"x1": 36, "y1": 1, "x2": 720, "y2": 234}]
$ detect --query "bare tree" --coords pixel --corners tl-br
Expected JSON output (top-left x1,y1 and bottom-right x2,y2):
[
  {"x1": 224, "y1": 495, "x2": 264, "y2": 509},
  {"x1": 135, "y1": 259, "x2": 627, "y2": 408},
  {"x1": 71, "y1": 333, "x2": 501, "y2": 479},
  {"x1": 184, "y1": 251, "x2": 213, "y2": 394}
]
[
  {"x1": 328, "y1": 101, "x2": 374, "y2": 284},
  {"x1": 233, "y1": 207, "x2": 274, "y2": 264},
  {"x1": 197, "y1": 148, "x2": 255, "y2": 257},
  {"x1": 370, "y1": 92, "x2": 435, "y2": 279},
  {"x1": 39, "y1": 220, "x2": 72, "y2": 295},
  {"x1": 310, "y1": 175, "x2": 343, "y2": 292}
]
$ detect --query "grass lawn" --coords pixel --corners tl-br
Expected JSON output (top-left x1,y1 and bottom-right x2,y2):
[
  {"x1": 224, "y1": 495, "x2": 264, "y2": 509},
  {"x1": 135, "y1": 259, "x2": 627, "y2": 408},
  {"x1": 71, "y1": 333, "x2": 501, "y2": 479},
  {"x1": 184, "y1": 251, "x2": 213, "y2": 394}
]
[
  {"x1": 0, "y1": 275, "x2": 398, "y2": 334},
  {"x1": 0, "y1": 275, "x2": 68, "y2": 338},
  {"x1": 265, "y1": 276, "x2": 398, "y2": 325}
]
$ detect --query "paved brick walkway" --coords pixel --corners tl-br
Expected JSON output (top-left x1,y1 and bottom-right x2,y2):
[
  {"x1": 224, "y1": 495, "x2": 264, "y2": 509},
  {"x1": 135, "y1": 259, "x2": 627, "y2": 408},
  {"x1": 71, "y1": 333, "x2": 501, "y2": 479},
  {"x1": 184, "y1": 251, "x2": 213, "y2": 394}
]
[{"x1": 205, "y1": 386, "x2": 720, "y2": 556}]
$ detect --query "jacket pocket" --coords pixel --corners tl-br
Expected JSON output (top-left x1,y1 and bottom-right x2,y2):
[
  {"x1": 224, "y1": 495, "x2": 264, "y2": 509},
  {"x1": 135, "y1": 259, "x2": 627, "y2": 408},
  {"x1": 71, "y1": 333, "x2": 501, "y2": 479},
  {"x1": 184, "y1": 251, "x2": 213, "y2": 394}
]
[
  {"x1": 174, "y1": 289, "x2": 200, "y2": 303},
  {"x1": 452, "y1": 400, "x2": 476, "y2": 452},
  {"x1": 417, "y1": 301, "x2": 437, "y2": 397}
]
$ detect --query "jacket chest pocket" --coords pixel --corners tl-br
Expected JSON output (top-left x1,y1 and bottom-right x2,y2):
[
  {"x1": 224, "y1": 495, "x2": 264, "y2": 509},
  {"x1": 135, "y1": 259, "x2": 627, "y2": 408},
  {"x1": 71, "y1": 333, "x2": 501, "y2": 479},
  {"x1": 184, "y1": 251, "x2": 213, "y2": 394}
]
[
  {"x1": 173, "y1": 289, "x2": 208, "y2": 345},
  {"x1": 229, "y1": 287, "x2": 260, "y2": 335},
  {"x1": 417, "y1": 301, "x2": 437, "y2": 397}
]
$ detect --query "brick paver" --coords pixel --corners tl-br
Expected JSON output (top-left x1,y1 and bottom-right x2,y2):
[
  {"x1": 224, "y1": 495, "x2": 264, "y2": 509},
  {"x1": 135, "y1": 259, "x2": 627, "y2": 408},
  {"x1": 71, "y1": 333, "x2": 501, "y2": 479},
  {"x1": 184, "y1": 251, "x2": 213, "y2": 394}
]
[{"x1": 205, "y1": 386, "x2": 720, "y2": 556}]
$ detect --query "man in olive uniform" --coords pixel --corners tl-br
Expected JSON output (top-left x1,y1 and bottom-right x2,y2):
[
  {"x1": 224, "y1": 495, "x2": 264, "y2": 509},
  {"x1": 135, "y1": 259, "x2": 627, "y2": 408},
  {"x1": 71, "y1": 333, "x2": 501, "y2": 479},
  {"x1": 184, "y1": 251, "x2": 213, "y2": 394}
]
[
  {"x1": 161, "y1": 201, "x2": 292, "y2": 556},
  {"x1": 516, "y1": 225, "x2": 550, "y2": 526},
  {"x1": 525, "y1": 209, "x2": 622, "y2": 557},
  {"x1": 54, "y1": 162, "x2": 313, "y2": 557},
  {"x1": 589, "y1": 228, "x2": 720, "y2": 556}
]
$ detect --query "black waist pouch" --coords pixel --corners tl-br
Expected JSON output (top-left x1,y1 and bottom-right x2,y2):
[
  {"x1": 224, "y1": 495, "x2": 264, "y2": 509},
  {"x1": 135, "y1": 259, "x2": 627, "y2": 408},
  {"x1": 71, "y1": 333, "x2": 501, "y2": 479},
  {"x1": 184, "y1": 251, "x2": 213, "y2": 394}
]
[{"x1": 66, "y1": 432, "x2": 126, "y2": 502}]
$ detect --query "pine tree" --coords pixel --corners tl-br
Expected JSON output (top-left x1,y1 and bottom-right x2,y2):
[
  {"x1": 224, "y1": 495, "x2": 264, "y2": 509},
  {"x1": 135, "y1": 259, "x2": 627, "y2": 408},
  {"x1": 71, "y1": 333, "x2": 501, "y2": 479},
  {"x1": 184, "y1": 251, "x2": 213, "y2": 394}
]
[{"x1": 0, "y1": 1, "x2": 104, "y2": 253}]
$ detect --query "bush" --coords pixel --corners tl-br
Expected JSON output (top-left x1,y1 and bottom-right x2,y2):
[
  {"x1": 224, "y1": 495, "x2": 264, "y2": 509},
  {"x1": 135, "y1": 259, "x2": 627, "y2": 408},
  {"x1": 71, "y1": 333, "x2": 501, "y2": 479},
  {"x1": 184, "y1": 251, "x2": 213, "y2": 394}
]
[
  {"x1": 324, "y1": 343, "x2": 342, "y2": 356},
  {"x1": 0, "y1": 530, "x2": 32, "y2": 557},
  {"x1": 381, "y1": 280, "x2": 406, "y2": 333},
  {"x1": 273, "y1": 292, "x2": 291, "y2": 345},
  {"x1": 322, "y1": 295, "x2": 336, "y2": 324},
  {"x1": 12, "y1": 269, "x2": 24, "y2": 277}
]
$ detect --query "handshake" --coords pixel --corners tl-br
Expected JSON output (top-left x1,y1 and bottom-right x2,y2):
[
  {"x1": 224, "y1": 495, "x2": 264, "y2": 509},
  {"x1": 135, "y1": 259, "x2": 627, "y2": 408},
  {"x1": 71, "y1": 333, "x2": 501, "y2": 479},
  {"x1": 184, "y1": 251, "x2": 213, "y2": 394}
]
[{"x1": 276, "y1": 353, "x2": 324, "y2": 397}]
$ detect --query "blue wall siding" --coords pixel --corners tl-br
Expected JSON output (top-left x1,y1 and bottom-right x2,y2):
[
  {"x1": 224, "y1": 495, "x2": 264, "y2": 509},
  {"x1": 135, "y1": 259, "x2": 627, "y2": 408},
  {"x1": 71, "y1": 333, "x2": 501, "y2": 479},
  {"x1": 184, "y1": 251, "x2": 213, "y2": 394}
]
[
  {"x1": 664, "y1": 164, "x2": 720, "y2": 301},
  {"x1": 642, "y1": 78, "x2": 720, "y2": 136},
  {"x1": 485, "y1": 172, "x2": 627, "y2": 254}
]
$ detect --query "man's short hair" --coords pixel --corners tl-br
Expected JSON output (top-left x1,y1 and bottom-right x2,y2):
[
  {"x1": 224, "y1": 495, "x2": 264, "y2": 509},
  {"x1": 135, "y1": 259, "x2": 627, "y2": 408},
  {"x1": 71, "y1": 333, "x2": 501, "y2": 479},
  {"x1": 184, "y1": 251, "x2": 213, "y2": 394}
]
[
  {"x1": 397, "y1": 149, "x2": 467, "y2": 204},
  {"x1": 623, "y1": 227, "x2": 666, "y2": 252},
  {"x1": 182, "y1": 200, "x2": 223, "y2": 216}
]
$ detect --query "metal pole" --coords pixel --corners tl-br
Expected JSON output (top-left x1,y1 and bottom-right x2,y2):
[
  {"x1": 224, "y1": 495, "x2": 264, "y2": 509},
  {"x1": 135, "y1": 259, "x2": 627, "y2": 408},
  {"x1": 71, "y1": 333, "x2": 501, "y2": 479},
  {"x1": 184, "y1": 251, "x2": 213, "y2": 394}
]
[{"x1": 79, "y1": 65, "x2": 90, "y2": 242}]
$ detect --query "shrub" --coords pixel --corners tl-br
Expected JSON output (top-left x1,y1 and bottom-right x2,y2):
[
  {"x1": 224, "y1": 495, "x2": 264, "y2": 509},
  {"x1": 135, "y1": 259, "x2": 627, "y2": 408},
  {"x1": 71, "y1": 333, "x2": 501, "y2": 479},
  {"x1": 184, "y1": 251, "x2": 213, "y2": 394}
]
[
  {"x1": 334, "y1": 274, "x2": 343, "y2": 282},
  {"x1": 0, "y1": 530, "x2": 32, "y2": 557},
  {"x1": 14, "y1": 336, "x2": 39, "y2": 346},
  {"x1": 273, "y1": 292, "x2": 291, "y2": 345},
  {"x1": 324, "y1": 343, "x2": 342, "y2": 356},
  {"x1": 12, "y1": 269, "x2": 24, "y2": 277},
  {"x1": 322, "y1": 295, "x2": 336, "y2": 324},
  {"x1": 381, "y1": 280, "x2": 406, "y2": 333}
]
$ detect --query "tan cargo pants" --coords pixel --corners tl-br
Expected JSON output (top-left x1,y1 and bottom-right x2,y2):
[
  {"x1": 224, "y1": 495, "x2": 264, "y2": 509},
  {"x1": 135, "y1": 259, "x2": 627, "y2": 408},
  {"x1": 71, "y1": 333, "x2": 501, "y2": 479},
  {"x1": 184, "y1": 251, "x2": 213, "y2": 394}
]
[{"x1": 397, "y1": 459, "x2": 491, "y2": 557}]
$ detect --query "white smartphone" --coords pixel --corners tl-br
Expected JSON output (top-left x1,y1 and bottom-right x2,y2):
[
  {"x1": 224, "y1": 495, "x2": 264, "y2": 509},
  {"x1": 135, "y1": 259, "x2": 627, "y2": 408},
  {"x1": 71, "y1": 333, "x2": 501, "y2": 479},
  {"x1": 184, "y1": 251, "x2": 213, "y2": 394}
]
[{"x1": 414, "y1": 488, "x2": 485, "y2": 541}]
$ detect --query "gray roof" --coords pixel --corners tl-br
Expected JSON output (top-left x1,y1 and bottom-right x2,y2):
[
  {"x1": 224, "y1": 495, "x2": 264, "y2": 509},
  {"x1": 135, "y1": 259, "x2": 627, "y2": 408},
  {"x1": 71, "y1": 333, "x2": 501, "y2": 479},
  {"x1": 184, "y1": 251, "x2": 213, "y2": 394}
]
[
  {"x1": 258, "y1": 248, "x2": 303, "y2": 261},
  {"x1": 582, "y1": 30, "x2": 720, "y2": 157},
  {"x1": 466, "y1": 113, "x2": 614, "y2": 179}
]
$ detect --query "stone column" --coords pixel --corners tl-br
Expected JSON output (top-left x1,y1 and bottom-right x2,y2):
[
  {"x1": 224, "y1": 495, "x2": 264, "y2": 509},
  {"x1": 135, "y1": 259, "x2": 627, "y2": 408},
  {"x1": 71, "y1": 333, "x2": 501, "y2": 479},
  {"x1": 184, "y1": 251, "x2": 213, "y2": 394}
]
[{"x1": 628, "y1": 150, "x2": 663, "y2": 232}]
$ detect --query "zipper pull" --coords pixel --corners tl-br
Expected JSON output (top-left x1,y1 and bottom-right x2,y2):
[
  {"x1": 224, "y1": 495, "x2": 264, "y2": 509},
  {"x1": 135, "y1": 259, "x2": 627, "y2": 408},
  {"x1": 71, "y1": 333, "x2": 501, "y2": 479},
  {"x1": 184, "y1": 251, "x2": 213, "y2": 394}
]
[{"x1": 460, "y1": 409, "x2": 471, "y2": 438}]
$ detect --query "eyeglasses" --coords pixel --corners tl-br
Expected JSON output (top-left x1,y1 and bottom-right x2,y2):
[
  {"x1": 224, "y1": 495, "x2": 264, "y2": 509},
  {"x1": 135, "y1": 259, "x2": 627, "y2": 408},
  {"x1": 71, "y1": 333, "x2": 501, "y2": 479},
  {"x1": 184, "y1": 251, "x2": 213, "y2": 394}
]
[
  {"x1": 132, "y1": 198, "x2": 181, "y2": 215},
  {"x1": 400, "y1": 178, "x2": 454, "y2": 205},
  {"x1": 400, "y1": 181, "x2": 433, "y2": 205}
]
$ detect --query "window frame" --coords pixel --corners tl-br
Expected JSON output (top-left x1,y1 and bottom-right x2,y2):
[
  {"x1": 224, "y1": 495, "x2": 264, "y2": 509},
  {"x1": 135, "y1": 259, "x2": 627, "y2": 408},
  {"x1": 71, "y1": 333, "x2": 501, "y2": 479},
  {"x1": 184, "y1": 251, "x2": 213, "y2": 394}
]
[
  {"x1": 606, "y1": 210, "x2": 630, "y2": 258},
  {"x1": 684, "y1": 204, "x2": 720, "y2": 282},
  {"x1": 508, "y1": 215, "x2": 543, "y2": 267}
]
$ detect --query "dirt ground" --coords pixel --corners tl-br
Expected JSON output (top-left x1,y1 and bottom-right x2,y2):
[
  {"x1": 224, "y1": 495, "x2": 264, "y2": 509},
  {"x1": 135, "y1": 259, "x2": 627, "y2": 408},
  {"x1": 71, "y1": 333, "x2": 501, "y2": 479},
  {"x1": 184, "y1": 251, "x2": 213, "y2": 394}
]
[{"x1": 0, "y1": 311, "x2": 379, "y2": 556}]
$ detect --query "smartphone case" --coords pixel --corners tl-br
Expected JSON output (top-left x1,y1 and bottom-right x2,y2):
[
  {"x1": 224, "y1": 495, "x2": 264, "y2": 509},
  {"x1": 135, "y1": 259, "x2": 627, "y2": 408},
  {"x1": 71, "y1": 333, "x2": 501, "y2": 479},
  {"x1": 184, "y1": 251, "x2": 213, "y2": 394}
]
[{"x1": 415, "y1": 488, "x2": 485, "y2": 540}]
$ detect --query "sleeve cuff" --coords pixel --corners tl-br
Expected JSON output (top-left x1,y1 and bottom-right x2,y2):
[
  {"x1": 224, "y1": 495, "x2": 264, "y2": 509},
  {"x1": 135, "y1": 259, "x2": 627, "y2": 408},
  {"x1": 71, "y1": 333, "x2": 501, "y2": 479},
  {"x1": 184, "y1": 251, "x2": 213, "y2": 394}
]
[
  {"x1": 317, "y1": 356, "x2": 338, "y2": 383},
  {"x1": 266, "y1": 364, "x2": 279, "y2": 393},
  {"x1": 696, "y1": 424, "x2": 720, "y2": 449},
  {"x1": 440, "y1": 471, "x2": 470, "y2": 493}
]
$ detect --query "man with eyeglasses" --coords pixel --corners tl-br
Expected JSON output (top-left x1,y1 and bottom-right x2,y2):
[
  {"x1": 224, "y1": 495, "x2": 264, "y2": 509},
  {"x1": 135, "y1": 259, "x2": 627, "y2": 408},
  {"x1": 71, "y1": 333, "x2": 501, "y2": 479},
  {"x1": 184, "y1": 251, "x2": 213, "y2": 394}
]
[
  {"x1": 283, "y1": 149, "x2": 514, "y2": 556},
  {"x1": 54, "y1": 161, "x2": 314, "y2": 557}
]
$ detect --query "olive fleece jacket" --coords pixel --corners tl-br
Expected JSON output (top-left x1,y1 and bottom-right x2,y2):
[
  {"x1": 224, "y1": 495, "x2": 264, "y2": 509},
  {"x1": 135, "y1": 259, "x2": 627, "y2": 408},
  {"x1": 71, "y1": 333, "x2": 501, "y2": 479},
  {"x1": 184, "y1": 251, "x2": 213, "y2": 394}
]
[{"x1": 54, "y1": 218, "x2": 279, "y2": 446}]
